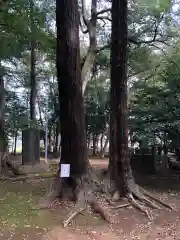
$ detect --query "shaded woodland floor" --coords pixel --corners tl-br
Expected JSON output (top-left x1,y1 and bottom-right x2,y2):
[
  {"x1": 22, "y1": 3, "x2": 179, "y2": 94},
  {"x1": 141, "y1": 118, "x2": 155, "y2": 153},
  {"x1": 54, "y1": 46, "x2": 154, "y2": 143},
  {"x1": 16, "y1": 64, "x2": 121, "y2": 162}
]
[{"x1": 1, "y1": 158, "x2": 180, "y2": 239}]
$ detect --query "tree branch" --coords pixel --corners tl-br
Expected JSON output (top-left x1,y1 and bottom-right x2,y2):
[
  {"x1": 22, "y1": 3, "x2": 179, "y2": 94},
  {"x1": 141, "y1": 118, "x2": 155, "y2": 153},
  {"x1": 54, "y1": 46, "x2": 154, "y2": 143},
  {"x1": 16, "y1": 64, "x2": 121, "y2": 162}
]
[
  {"x1": 97, "y1": 16, "x2": 111, "y2": 22},
  {"x1": 96, "y1": 8, "x2": 111, "y2": 16},
  {"x1": 81, "y1": 0, "x2": 89, "y2": 27}
]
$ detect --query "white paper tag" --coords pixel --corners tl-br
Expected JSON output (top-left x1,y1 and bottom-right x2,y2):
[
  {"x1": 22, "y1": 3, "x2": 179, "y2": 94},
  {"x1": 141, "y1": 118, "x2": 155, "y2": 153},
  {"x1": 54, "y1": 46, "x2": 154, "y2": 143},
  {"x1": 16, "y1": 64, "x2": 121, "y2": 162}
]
[{"x1": 60, "y1": 164, "x2": 70, "y2": 177}]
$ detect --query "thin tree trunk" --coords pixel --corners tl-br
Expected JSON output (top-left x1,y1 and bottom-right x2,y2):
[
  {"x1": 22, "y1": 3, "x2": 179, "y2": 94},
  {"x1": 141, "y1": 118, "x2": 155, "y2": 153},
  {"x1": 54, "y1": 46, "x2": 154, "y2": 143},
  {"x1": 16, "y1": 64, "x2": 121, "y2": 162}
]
[
  {"x1": 11, "y1": 138, "x2": 14, "y2": 153},
  {"x1": 29, "y1": 0, "x2": 36, "y2": 122},
  {"x1": 47, "y1": 125, "x2": 52, "y2": 152},
  {"x1": 100, "y1": 133, "x2": 103, "y2": 152},
  {"x1": 81, "y1": 0, "x2": 97, "y2": 94},
  {"x1": 37, "y1": 95, "x2": 46, "y2": 146},
  {"x1": 100, "y1": 135, "x2": 109, "y2": 158},
  {"x1": 0, "y1": 67, "x2": 5, "y2": 174},
  {"x1": 92, "y1": 134, "x2": 96, "y2": 156},
  {"x1": 30, "y1": 40, "x2": 36, "y2": 121},
  {"x1": 13, "y1": 131, "x2": 17, "y2": 156},
  {"x1": 53, "y1": 122, "x2": 60, "y2": 154}
]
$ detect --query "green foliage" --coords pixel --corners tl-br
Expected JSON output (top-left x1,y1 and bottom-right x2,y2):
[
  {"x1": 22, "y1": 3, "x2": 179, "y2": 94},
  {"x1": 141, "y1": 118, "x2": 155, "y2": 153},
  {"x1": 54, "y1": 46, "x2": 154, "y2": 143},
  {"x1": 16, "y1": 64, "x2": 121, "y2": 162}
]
[
  {"x1": 139, "y1": 0, "x2": 172, "y2": 12},
  {"x1": 129, "y1": 44, "x2": 180, "y2": 146},
  {"x1": 85, "y1": 75, "x2": 110, "y2": 137},
  {"x1": 5, "y1": 91, "x2": 28, "y2": 138},
  {"x1": 0, "y1": 0, "x2": 178, "y2": 151}
]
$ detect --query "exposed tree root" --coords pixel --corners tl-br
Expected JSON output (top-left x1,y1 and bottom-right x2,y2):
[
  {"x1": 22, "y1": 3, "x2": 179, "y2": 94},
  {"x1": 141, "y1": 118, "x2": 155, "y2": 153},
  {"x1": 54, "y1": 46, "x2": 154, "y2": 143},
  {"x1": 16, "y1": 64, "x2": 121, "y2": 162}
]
[
  {"x1": 111, "y1": 183, "x2": 175, "y2": 220},
  {"x1": 127, "y1": 193, "x2": 153, "y2": 220},
  {"x1": 62, "y1": 174, "x2": 112, "y2": 227},
  {"x1": 63, "y1": 202, "x2": 86, "y2": 227},
  {"x1": 38, "y1": 173, "x2": 63, "y2": 209},
  {"x1": 140, "y1": 186, "x2": 175, "y2": 211},
  {"x1": 38, "y1": 171, "x2": 112, "y2": 227},
  {"x1": 110, "y1": 203, "x2": 131, "y2": 209},
  {"x1": 91, "y1": 199, "x2": 111, "y2": 222},
  {"x1": 38, "y1": 166, "x2": 176, "y2": 226}
]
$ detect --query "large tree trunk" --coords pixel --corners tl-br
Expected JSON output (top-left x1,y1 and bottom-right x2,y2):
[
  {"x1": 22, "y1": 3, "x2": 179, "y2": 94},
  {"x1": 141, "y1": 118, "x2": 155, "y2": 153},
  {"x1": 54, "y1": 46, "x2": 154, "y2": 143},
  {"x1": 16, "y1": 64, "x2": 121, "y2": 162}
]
[
  {"x1": 110, "y1": 0, "x2": 133, "y2": 195},
  {"x1": 108, "y1": 0, "x2": 174, "y2": 218},
  {"x1": 38, "y1": 0, "x2": 110, "y2": 227}
]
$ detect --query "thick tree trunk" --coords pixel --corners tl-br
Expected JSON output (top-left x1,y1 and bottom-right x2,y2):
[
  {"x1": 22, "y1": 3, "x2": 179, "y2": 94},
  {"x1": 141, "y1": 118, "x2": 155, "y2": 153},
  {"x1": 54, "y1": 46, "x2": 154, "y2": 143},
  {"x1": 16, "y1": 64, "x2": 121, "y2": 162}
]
[
  {"x1": 56, "y1": 0, "x2": 88, "y2": 174},
  {"x1": 38, "y1": 0, "x2": 111, "y2": 227},
  {"x1": 107, "y1": 0, "x2": 174, "y2": 218},
  {"x1": 110, "y1": 0, "x2": 136, "y2": 195},
  {"x1": 22, "y1": 128, "x2": 40, "y2": 165}
]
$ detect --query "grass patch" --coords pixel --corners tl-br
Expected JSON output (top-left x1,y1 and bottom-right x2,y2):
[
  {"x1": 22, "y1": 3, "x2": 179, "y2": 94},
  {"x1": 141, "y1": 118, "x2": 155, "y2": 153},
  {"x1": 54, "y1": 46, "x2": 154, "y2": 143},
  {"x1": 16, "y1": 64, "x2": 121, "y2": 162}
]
[{"x1": 0, "y1": 180, "x2": 60, "y2": 233}]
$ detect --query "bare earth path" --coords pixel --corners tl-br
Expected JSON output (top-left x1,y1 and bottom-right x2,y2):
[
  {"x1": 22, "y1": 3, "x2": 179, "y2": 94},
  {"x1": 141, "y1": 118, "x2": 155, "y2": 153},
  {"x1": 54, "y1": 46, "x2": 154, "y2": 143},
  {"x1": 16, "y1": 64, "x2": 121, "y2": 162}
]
[{"x1": 1, "y1": 157, "x2": 180, "y2": 239}]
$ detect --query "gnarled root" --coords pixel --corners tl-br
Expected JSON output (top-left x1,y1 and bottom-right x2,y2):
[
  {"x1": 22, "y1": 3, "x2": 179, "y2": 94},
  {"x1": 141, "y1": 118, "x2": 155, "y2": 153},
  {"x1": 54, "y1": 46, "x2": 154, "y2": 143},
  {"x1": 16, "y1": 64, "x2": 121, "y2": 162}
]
[
  {"x1": 62, "y1": 177, "x2": 111, "y2": 227},
  {"x1": 127, "y1": 193, "x2": 153, "y2": 220},
  {"x1": 110, "y1": 203, "x2": 130, "y2": 209},
  {"x1": 139, "y1": 186, "x2": 175, "y2": 211},
  {"x1": 111, "y1": 184, "x2": 175, "y2": 220},
  {"x1": 91, "y1": 199, "x2": 111, "y2": 222},
  {"x1": 63, "y1": 201, "x2": 86, "y2": 227}
]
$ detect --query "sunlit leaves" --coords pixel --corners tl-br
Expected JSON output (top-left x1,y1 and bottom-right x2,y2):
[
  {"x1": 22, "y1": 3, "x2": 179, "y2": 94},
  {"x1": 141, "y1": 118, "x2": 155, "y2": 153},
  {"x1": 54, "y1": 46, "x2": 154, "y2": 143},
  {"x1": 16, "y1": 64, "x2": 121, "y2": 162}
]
[
  {"x1": 130, "y1": 44, "x2": 180, "y2": 141},
  {"x1": 139, "y1": 0, "x2": 172, "y2": 12}
]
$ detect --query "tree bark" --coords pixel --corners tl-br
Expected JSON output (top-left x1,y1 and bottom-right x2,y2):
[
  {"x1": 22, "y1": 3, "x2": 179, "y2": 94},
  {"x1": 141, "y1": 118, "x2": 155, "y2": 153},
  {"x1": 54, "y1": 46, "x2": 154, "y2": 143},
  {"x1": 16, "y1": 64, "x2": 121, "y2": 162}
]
[
  {"x1": 92, "y1": 133, "x2": 96, "y2": 156},
  {"x1": 37, "y1": 95, "x2": 46, "y2": 146},
  {"x1": 13, "y1": 130, "x2": 17, "y2": 156},
  {"x1": 53, "y1": 121, "x2": 60, "y2": 154},
  {"x1": 29, "y1": 0, "x2": 37, "y2": 122},
  {"x1": 100, "y1": 134, "x2": 109, "y2": 158},
  {"x1": 81, "y1": 0, "x2": 97, "y2": 94},
  {"x1": 0, "y1": 66, "x2": 5, "y2": 174},
  {"x1": 110, "y1": 0, "x2": 133, "y2": 195},
  {"x1": 107, "y1": 0, "x2": 174, "y2": 218},
  {"x1": 56, "y1": 0, "x2": 88, "y2": 174},
  {"x1": 38, "y1": 0, "x2": 111, "y2": 227}
]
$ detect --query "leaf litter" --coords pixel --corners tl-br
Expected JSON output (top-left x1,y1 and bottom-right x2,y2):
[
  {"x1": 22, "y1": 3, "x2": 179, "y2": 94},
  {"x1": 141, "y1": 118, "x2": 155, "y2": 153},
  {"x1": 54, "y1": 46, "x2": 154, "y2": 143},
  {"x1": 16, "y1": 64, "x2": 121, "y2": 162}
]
[{"x1": 1, "y1": 163, "x2": 180, "y2": 239}]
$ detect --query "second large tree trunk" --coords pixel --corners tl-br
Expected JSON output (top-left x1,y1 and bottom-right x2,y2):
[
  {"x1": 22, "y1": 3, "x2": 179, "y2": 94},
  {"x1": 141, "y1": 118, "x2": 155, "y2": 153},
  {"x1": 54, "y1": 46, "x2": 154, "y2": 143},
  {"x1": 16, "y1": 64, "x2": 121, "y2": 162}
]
[
  {"x1": 108, "y1": 0, "x2": 174, "y2": 218},
  {"x1": 110, "y1": 0, "x2": 133, "y2": 195}
]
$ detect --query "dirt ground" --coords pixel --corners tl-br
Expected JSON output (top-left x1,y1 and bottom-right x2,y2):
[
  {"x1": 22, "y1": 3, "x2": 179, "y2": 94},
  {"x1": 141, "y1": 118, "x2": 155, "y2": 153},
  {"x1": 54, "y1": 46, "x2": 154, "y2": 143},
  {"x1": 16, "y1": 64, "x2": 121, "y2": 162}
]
[{"x1": 1, "y1": 158, "x2": 180, "y2": 239}]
